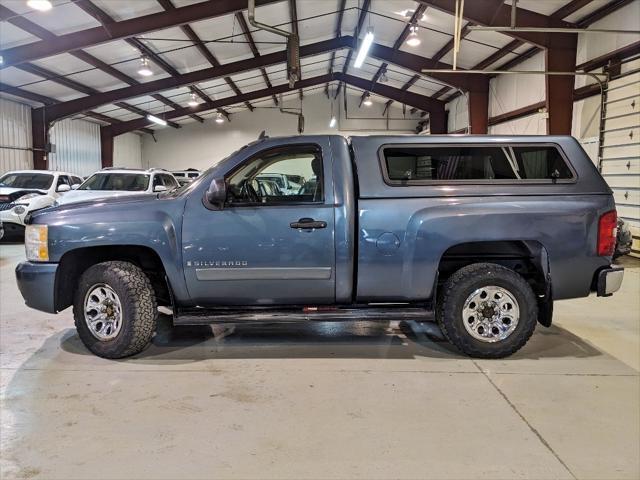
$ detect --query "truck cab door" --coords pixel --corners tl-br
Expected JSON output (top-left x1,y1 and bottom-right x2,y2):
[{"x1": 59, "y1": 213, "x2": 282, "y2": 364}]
[{"x1": 181, "y1": 142, "x2": 335, "y2": 306}]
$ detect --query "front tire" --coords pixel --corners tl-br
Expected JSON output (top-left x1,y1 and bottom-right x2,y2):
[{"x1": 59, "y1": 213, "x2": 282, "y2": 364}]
[
  {"x1": 437, "y1": 263, "x2": 538, "y2": 358},
  {"x1": 73, "y1": 261, "x2": 157, "y2": 359}
]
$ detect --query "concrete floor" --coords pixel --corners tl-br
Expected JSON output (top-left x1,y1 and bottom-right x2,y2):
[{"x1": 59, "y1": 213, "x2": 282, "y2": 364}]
[{"x1": 1, "y1": 243, "x2": 639, "y2": 480}]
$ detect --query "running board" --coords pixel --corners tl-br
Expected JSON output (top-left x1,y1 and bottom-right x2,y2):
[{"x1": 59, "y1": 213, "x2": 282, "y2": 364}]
[{"x1": 173, "y1": 306, "x2": 434, "y2": 325}]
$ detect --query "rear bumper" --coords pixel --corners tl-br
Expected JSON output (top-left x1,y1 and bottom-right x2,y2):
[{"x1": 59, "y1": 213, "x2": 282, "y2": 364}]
[
  {"x1": 15, "y1": 261, "x2": 58, "y2": 313},
  {"x1": 596, "y1": 265, "x2": 624, "y2": 297}
]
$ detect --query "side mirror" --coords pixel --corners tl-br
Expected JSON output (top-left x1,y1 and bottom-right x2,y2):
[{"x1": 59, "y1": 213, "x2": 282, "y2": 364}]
[
  {"x1": 154, "y1": 185, "x2": 167, "y2": 192},
  {"x1": 205, "y1": 177, "x2": 226, "y2": 209},
  {"x1": 71, "y1": 184, "x2": 80, "y2": 190},
  {"x1": 57, "y1": 184, "x2": 71, "y2": 193}
]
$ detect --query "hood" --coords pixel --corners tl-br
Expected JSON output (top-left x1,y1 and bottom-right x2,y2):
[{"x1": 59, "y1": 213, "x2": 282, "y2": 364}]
[
  {"x1": 55, "y1": 189, "x2": 150, "y2": 205},
  {"x1": 30, "y1": 191, "x2": 180, "y2": 227},
  {"x1": 0, "y1": 187, "x2": 47, "y2": 202}
]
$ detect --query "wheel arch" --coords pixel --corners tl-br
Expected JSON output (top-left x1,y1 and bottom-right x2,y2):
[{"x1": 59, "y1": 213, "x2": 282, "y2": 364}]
[
  {"x1": 436, "y1": 240, "x2": 552, "y2": 326},
  {"x1": 55, "y1": 245, "x2": 172, "y2": 312}
]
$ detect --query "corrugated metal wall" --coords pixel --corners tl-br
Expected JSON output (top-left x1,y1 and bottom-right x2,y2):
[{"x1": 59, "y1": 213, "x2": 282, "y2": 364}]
[
  {"x1": 0, "y1": 98, "x2": 32, "y2": 174},
  {"x1": 114, "y1": 133, "x2": 143, "y2": 169},
  {"x1": 48, "y1": 118, "x2": 101, "y2": 176}
]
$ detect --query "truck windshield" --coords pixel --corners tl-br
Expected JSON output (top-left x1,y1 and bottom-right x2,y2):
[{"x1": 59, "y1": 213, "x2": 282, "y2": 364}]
[
  {"x1": 79, "y1": 173, "x2": 150, "y2": 191},
  {"x1": 0, "y1": 173, "x2": 53, "y2": 190}
]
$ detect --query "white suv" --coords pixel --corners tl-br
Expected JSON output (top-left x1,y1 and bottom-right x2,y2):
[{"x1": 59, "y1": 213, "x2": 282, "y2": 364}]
[
  {"x1": 56, "y1": 168, "x2": 179, "y2": 206},
  {"x1": 0, "y1": 170, "x2": 83, "y2": 236}
]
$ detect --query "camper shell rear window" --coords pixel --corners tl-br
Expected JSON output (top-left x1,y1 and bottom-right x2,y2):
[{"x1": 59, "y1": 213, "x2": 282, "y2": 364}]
[{"x1": 380, "y1": 144, "x2": 575, "y2": 185}]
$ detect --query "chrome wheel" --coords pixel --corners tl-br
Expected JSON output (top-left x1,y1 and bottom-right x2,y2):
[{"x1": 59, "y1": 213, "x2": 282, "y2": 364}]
[
  {"x1": 84, "y1": 284, "x2": 123, "y2": 341},
  {"x1": 462, "y1": 286, "x2": 519, "y2": 343}
]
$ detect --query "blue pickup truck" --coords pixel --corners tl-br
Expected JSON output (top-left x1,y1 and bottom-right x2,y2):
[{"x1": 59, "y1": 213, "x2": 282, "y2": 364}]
[{"x1": 16, "y1": 135, "x2": 624, "y2": 359}]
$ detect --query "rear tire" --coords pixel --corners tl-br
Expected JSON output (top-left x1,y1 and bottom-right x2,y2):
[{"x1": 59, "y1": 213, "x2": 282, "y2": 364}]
[
  {"x1": 73, "y1": 261, "x2": 157, "y2": 359},
  {"x1": 437, "y1": 263, "x2": 538, "y2": 358}
]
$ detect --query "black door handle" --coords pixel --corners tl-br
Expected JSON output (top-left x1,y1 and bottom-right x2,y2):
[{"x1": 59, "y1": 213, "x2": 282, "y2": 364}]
[{"x1": 290, "y1": 217, "x2": 327, "y2": 229}]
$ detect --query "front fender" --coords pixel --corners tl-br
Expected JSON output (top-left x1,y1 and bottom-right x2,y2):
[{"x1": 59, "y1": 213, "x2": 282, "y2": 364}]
[{"x1": 32, "y1": 197, "x2": 189, "y2": 303}]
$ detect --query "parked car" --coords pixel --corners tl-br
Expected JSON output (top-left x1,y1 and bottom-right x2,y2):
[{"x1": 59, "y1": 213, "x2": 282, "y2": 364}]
[
  {"x1": 0, "y1": 170, "x2": 82, "y2": 238},
  {"x1": 16, "y1": 135, "x2": 624, "y2": 359},
  {"x1": 256, "y1": 173, "x2": 302, "y2": 195},
  {"x1": 171, "y1": 169, "x2": 201, "y2": 187},
  {"x1": 55, "y1": 168, "x2": 179, "y2": 206},
  {"x1": 614, "y1": 218, "x2": 633, "y2": 259}
]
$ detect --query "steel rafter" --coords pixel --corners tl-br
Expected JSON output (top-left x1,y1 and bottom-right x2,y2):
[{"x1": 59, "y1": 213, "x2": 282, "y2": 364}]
[
  {"x1": 0, "y1": 0, "x2": 285, "y2": 69},
  {"x1": 234, "y1": 11, "x2": 279, "y2": 106},
  {"x1": 105, "y1": 72, "x2": 445, "y2": 136},
  {"x1": 156, "y1": 0, "x2": 252, "y2": 113},
  {"x1": 0, "y1": 4, "x2": 189, "y2": 128},
  {"x1": 74, "y1": 0, "x2": 204, "y2": 123}
]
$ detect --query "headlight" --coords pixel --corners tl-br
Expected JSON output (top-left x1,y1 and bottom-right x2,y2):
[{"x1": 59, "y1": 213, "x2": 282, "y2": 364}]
[
  {"x1": 25, "y1": 225, "x2": 48, "y2": 262},
  {"x1": 13, "y1": 205, "x2": 26, "y2": 215}
]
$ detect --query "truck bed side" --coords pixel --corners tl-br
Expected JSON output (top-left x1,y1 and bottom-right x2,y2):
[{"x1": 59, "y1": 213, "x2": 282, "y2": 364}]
[{"x1": 350, "y1": 135, "x2": 614, "y2": 302}]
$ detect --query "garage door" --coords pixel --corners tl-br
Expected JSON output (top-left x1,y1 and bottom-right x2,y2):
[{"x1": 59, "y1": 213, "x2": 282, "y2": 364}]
[{"x1": 600, "y1": 58, "x2": 640, "y2": 258}]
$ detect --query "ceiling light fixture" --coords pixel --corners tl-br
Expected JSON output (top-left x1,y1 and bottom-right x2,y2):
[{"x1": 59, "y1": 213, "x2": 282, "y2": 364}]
[
  {"x1": 137, "y1": 56, "x2": 153, "y2": 77},
  {"x1": 354, "y1": 27, "x2": 374, "y2": 68},
  {"x1": 406, "y1": 25, "x2": 421, "y2": 47},
  {"x1": 147, "y1": 114, "x2": 167, "y2": 126},
  {"x1": 27, "y1": 0, "x2": 53, "y2": 12},
  {"x1": 329, "y1": 116, "x2": 337, "y2": 128},
  {"x1": 215, "y1": 112, "x2": 225, "y2": 124},
  {"x1": 396, "y1": 9, "x2": 427, "y2": 22},
  {"x1": 363, "y1": 93, "x2": 373, "y2": 107},
  {"x1": 188, "y1": 92, "x2": 198, "y2": 107}
]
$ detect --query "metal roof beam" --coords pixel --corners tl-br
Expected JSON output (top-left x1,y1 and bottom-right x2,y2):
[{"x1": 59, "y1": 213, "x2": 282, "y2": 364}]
[
  {"x1": 0, "y1": 3, "x2": 191, "y2": 126},
  {"x1": 14, "y1": 63, "x2": 182, "y2": 129},
  {"x1": 417, "y1": 0, "x2": 576, "y2": 48},
  {"x1": 105, "y1": 72, "x2": 443, "y2": 136},
  {"x1": 0, "y1": 0, "x2": 285, "y2": 68},
  {"x1": 75, "y1": 0, "x2": 204, "y2": 123},
  {"x1": 156, "y1": 0, "x2": 251, "y2": 113},
  {"x1": 41, "y1": 36, "x2": 352, "y2": 122},
  {"x1": 234, "y1": 11, "x2": 279, "y2": 106},
  {"x1": 359, "y1": 5, "x2": 426, "y2": 106}
]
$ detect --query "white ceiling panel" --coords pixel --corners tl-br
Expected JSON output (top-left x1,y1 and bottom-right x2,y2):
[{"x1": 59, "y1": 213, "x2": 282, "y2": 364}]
[
  {"x1": 0, "y1": 20, "x2": 38, "y2": 49},
  {"x1": 465, "y1": 30, "x2": 515, "y2": 51},
  {"x1": 1, "y1": 66, "x2": 47, "y2": 86},
  {"x1": 91, "y1": 0, "x2": 163, "y2": 21},
  {"x1": 190, "y1": 13, "x2": 254, "y2": 63},
  {"x1": 66, "y1": 70, "x2": 130, "y2": 93},
  {"x1": 398, "y1": 27, "x2": 452, "y2": 60},
  {"x1": 440, "y1": 39, "x2": 498, "y2": 69},
  {"x1": 3, "y1": 0, "x2": 100, "y2": 36},
  {"x1": 297, "y1": 0, "x2": 341, "y2": 41},
  {"x1": 515, "y1": 1, "x2": 567, "y2": 16},
  {"x1": 20, "y1": 81, "x2": 86, "y2": 102}
]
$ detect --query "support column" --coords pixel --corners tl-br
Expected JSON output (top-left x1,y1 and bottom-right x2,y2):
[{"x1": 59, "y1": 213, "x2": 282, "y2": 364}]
[
  {"x1": 100, "y1": 127, "x2": 114, "y2": 168},
  {"x1": 546, "y1": 34, "x2": 578, "y2": 135},
  {"x1": 429, "y1": 107, "x2": 447, "y2": 134},
  {"x1": 468, "y1": 80, "x2": 489, "y2": 134},
  {"x1": 31, "y1": 107, "x2": 48, "y2": 170}
]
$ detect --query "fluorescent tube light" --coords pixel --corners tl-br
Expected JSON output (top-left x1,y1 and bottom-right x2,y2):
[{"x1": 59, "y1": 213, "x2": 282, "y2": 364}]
[
  {"x1": 147, "y1": 114, "x2": 167, "y2": 126},
  {"x1": 354, "y1": 27, "x2": 374, "y2": 68}
]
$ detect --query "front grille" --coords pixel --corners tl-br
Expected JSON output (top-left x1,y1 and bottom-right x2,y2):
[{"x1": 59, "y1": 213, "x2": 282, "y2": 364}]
[{"x1": 0, "y1": 202, "x2": 16, "y2": 212}]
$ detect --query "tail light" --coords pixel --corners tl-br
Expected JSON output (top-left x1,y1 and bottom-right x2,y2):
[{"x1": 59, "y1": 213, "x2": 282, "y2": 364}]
[{"x1": 597, "y1": 210, "x2": 617, "y2": 257}]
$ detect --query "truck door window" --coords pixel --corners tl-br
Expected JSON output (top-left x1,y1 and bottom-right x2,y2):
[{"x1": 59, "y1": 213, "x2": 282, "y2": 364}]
[
  {"x1": 227, "y1": 146, "x2": 323, "y2": 205},
  {"x1": 383, "y1": 145, "x2": 573, "y2": 183}
]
